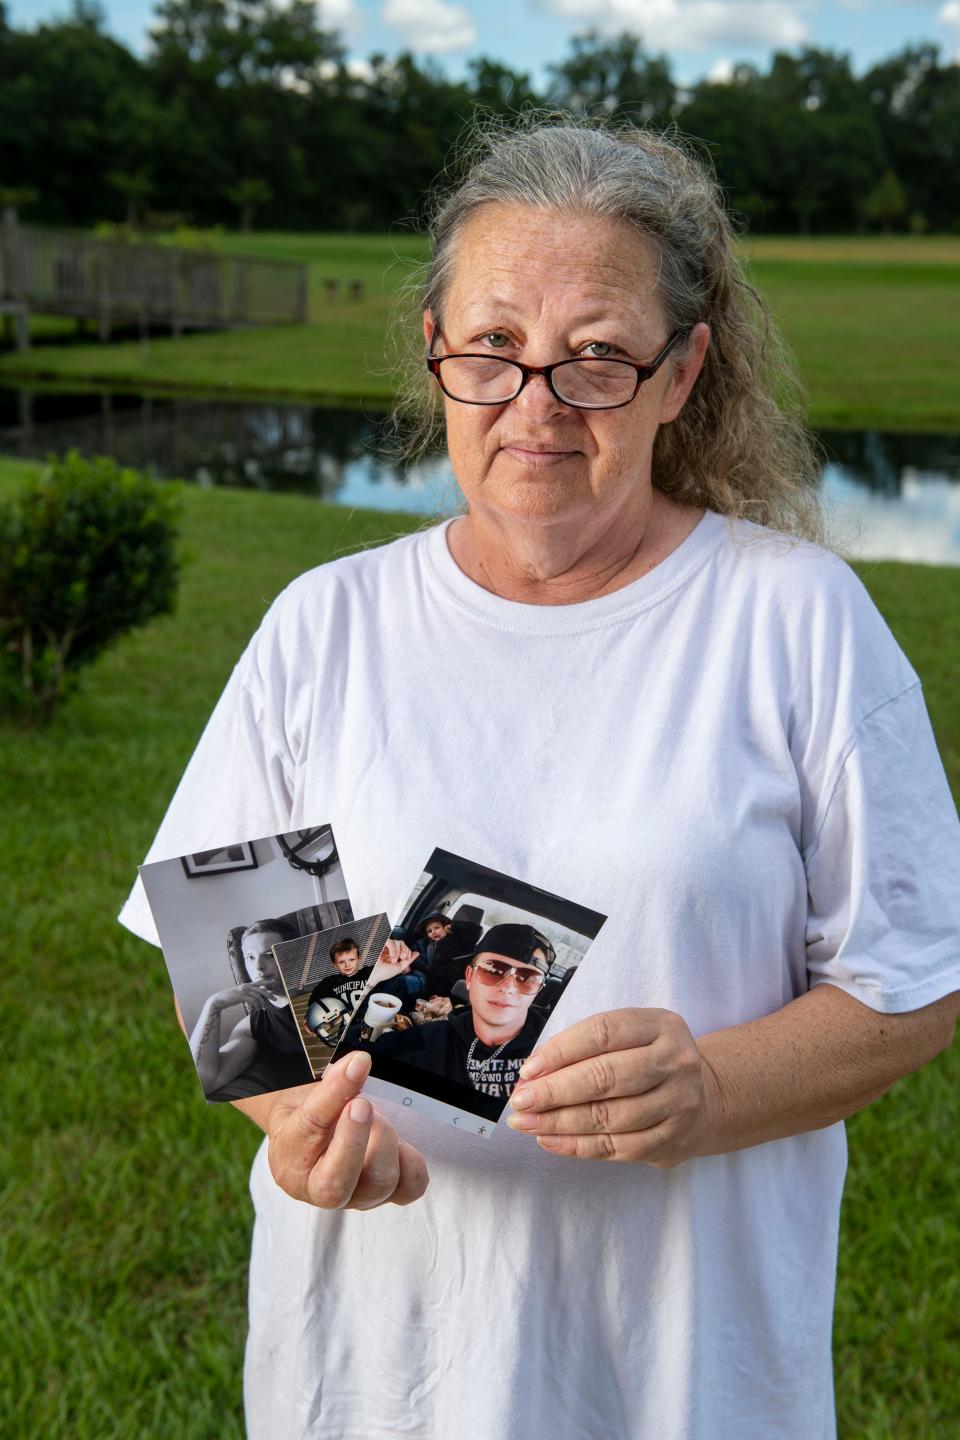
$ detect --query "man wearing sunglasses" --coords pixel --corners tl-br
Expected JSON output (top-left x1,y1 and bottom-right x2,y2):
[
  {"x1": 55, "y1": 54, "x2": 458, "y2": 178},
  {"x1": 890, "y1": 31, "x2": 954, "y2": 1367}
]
[{"x1": 370, "y1": 923, "x2": 554, "y2": 1103}]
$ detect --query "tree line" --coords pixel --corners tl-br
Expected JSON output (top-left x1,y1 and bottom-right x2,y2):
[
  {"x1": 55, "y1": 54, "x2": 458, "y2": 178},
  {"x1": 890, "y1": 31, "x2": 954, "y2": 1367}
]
[{"x1": 1, "y1": 0, "x2": 958, "y2": 235}]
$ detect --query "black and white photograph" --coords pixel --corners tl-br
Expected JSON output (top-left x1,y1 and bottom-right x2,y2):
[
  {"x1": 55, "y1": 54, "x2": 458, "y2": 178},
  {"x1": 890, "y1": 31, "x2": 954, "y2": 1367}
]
[
  {"x1": 332, "y1": 848, "x2": 607, "y2": 1134},
  {"x1": 139, "y1": 825, "x2": 353, "y2": 1102},
  {"x1": 273, "y1": 913, "x2": 392, "y2": 1078}
]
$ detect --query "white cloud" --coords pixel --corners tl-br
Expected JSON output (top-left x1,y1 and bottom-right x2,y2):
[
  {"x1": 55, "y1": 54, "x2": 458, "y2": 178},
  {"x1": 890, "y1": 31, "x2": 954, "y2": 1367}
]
[
  {"x1": 315, "y1": 0, "x2": 366, "y2": 47},
  {"x1": 708, "y1": 56, "x2": 735, "y2": 82},
  {"x1": 835, "y1": 0, "x2": 935, "y2": 9},
  {"x1": 344, "y1": 56, "x2": 377, "y2": 80},
  {"x1": 317, "y1": 55, "x2": 377, "y2": 81},
  {"x1": 382, "y1": 0, "x2": 478, "y2": 53},
  {"x1": 939, "y1": 0, "x2": 960, "y2": 59},
  {"x1": 318, "y1": 0, "x2": 358, "y2": 23},
  {"x1": 534, "y1": 0, "x2": 807, "y2": 53}
]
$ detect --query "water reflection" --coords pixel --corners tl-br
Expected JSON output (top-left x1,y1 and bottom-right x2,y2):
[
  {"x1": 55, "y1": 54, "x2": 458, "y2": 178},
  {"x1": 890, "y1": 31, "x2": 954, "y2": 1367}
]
[
  {"x1": 818, "y1": 429, "x2": 960, "y2": 566},
  {"x1": 0, "y1": 388, "x2": 958, "y2": 563},
  {"x1": 0, "y1": 387, "x2": 462, "y2": 515},
  {"x1": 820, "y1": 429, "x2": 960, "y2": 492}
]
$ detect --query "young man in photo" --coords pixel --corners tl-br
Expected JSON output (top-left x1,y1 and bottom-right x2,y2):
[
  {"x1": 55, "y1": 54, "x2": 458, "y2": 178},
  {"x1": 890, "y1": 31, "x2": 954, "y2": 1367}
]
[
  {"x1": 369, "y1": 924, "x2": 553, "y2": 1102},
  {"x1": 190, "y1": 916, "x2": 312, "y2": 1100}
]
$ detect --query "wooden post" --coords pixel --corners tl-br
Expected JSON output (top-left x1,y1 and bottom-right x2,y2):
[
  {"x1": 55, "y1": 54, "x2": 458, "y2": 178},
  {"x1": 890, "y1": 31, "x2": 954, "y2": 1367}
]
[
  {"x1": 2, "y1": 208, "x2": 22, "y2": 301},
  {"x1": 172, "y1": 251, "x2": 182, "y2": 337},
  {"x1": 17, "y1": 386, "x2": 34, "y2": 445},
  {"x1": 233, "y1": 260, "x2": 248, "y2": 323},
  {"x1": 96, "y1": 239, "x2": 111, "y2": 342},
  {"x1": 100, "y1": 389, "x2": 114, "y2": 454},
  {"x1": 2, "y1": 209, "x2": 31, "y2": 351},
  {"x1": 138, "y1": 247, "x2": 149, "y2": 359}
]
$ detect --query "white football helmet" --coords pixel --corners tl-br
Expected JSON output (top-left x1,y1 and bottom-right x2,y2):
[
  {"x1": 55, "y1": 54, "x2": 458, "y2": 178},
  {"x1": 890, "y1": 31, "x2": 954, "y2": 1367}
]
[{"x1": 306, "y1": 996, "x2": 351, "y2": 1045}]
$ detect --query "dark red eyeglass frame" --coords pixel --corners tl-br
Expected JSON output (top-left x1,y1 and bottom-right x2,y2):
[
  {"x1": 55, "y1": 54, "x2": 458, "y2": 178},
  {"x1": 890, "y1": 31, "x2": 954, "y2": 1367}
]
[{"x1": 426, "y1": 328, "x2": 691, "y2": 410}]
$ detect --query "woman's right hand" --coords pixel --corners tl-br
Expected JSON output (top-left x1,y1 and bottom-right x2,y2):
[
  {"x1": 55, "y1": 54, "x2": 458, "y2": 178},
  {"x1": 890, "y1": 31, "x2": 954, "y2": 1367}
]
[{"x1": 265, "y1": 1051, "x2": 429, "y2": 1211}]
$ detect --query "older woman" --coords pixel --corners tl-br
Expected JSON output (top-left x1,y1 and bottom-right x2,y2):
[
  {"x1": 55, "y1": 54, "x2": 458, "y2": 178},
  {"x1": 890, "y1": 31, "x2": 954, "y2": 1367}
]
[{"x1": 121, "y1": 119, "x2": 960, "y2": 1440}]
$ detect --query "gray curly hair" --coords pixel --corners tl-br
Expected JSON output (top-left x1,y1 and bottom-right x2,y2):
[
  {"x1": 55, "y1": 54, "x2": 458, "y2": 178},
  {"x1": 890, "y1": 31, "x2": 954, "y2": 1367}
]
[{"x1": 394, "y1": 113, "x2": 825, "y2": 543}]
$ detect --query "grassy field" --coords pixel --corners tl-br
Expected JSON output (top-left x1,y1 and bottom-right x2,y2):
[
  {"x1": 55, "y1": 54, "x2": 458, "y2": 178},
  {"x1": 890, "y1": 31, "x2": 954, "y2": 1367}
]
[
  {"x1": 1, "y1": 457, "x2": 958, "y2": 1438},
  {"x1": 1, "y1": 233, "x2": 958, "y2": 430}
]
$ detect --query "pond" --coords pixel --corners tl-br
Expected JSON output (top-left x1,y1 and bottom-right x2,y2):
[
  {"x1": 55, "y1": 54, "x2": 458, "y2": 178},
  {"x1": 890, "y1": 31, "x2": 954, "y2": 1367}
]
[{"x1": 1, "y1": 386, "x2": 958, "y2": 565}]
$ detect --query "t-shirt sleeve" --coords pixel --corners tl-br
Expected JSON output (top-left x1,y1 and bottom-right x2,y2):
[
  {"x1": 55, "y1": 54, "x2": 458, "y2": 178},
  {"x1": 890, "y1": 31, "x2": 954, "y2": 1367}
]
[
  {"x1": 117, "y1": 644, "x2": 295, "y2": 948},
  {"x1": 804, "y1": 683, "x2": 960, "y2": 1013}
]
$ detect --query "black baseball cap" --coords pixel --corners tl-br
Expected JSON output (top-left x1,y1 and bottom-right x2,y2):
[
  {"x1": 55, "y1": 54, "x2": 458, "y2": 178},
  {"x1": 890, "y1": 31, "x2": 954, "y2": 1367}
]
[
  {"x1": 463, "y1": 923, "x2": 554, "y2": 977},
  {"x1": 416, "y1": 911, "x2": 453, "y2": 936}
]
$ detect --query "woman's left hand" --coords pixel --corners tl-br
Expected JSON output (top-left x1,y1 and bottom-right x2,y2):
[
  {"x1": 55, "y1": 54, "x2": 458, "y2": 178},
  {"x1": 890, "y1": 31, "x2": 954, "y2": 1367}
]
[{"x1": 506, "y1": 1008, "x2": 721, "y2": 1167}]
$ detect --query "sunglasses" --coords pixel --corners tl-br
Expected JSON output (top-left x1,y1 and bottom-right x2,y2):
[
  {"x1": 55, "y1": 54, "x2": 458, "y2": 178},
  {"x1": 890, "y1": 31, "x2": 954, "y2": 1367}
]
[{"x1": 471, "y1": 958, "x2": 545, "y2": 994}]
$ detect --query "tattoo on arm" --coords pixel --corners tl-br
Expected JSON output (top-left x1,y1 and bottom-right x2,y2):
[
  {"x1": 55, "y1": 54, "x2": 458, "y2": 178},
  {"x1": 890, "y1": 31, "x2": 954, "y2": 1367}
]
[{"x1": 193, "y1": 1007, "x2": 220, "y2": 1066}]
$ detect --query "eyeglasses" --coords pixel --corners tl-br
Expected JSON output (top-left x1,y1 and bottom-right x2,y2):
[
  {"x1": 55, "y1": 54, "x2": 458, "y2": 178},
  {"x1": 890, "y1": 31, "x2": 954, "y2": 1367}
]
[
  {"x1": 471, "y1": 959, "x2": 546, "y2": 994},
  {"x1": 426, "y1": 329, "x2": 689, "y2": 411}
]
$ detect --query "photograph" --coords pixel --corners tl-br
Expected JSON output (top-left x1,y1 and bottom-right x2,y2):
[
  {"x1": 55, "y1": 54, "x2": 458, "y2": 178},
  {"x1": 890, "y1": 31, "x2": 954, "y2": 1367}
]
[
  {"x1": 139, "y1": 824, "x2": 353, "y2": 1102},
  {"x1": 181, "y1": 843, "x2": 258, "y2": 878},
  {"x1": 332, "y1": 848, "x2": 607, "y2": 1131},
  {"x1": 273, "y1": 913, "x2": 391, "y2": 1078}
]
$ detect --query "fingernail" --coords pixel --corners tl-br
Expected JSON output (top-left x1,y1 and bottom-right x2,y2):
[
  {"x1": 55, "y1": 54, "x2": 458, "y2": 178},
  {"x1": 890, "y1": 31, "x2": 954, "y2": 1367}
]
[
  {"x1": 350, "y1": 1097, "x2": 372, "y2": 1123},
  {"x1": 345, "y1": 1053, "x2": 370, "y2": 1083},
  {"x1": 536, "y1": 1136, "x2": 562, "y2": 1152},
  {"x1": 506, "y1": 1112, "x2": 538, "y2": 1131},
  {"x1": 510, "y1": 1087, "x2": 534, "y2": 1110},
  {"x1": 519, "y1": 1054, "x2": 544, "y2": 1080}
]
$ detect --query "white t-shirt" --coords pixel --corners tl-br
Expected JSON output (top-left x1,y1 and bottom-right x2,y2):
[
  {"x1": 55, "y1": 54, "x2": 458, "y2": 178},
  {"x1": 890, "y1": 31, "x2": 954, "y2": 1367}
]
[{"x1": 119, "y1": 510, "x2": 960, "y2": 1440}]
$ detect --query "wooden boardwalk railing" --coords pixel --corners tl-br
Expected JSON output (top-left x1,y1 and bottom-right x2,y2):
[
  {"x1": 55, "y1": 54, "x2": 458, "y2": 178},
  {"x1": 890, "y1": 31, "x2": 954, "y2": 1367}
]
[{"x1": 0, "y1": 212, "x2": 308, "y2": 349}]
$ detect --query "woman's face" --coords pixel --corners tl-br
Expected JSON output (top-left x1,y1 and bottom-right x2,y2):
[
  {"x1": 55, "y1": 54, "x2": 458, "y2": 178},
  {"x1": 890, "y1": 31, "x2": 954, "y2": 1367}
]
[{"x1": 425, "y1": 204, "x2": 707, "y2": 535}]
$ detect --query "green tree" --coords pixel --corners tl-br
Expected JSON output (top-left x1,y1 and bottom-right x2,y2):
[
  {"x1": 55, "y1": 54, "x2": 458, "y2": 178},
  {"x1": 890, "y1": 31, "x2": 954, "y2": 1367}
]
[
  {"x1": 547, "y1": 30, "x2": 675, "y2": 124},
  {"x1": 0, "y1": 2, "x2": 155, "y2": 225},
  {"x1": 224, "y1": 175, "x2": 272, "y2": 230},
  {"x1": 679, "y1": 65, "x2": 775, "y2": 230},
  {"x1": 863, "y1": 168, "x2": 907, "y2": 232},
  {"x1": 150, "y1": 0, "x2": 342, "y2": 86},
  {"x1": 147, "y1": 0, "x2": 342, "y2": 227},
  {"x1": 862, "y1": 45, "x2": 960, "y2": 231},
  {"x1": 108, "y1": 169, "x2": 153, "y2": 227},
  {"x1": 680, "y1": 49, "x2": 883, "y2": 233},
  {"x1": 311, "y1": 53, "x2": 472, "y2": 229},
  {"x1": 466, "y1": 58, "x2": 542, "y2": 115}
]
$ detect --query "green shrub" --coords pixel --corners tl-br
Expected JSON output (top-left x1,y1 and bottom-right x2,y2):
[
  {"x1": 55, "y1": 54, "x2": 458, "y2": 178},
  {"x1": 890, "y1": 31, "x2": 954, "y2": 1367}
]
[{"x1": 0, "y1": 452, "x2": 180, "y2": 722}]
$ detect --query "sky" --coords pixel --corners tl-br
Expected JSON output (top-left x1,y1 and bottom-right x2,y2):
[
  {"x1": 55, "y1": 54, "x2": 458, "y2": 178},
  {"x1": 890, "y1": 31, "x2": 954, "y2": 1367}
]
[{"x1": 8, "y1": 0, "x2": 960, "y2": 87}]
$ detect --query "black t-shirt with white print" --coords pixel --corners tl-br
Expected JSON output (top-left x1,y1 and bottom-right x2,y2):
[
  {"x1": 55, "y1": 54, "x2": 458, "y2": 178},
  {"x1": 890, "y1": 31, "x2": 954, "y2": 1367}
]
[
  {"x1": 307, "y1": 965, "x2": 374, "y2": 1013},
  {"x1": 374, "y1": 1009, "x2": 542, "y2": 1103}
]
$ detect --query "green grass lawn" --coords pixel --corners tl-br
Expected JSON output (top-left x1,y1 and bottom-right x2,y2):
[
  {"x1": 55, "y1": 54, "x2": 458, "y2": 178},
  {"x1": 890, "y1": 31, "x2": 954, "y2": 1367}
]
[
  {"x1": 1, "y1": 460, "x2": 958, "y2": 1438},
  {"x1": 2, "y1": 233, "x2": 958, "y2": 430}
]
